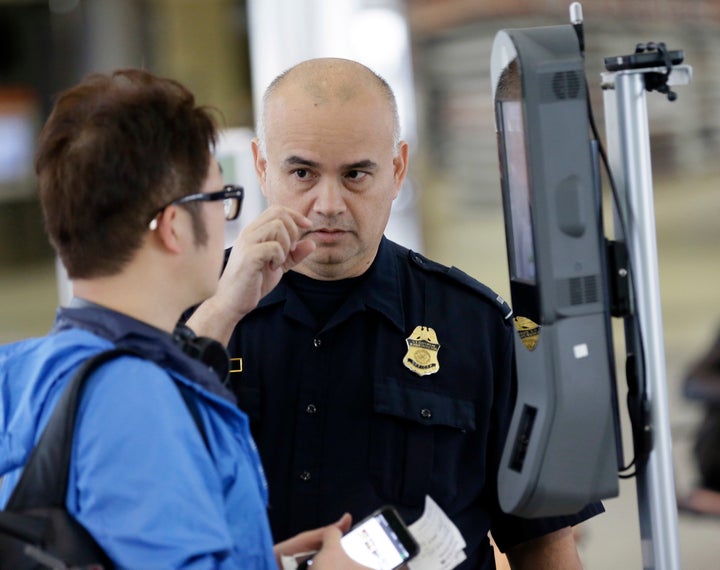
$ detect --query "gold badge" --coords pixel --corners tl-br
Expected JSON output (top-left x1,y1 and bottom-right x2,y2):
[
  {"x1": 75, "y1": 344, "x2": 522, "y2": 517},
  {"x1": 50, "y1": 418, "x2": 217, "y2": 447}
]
[
  {"x1": 403, "y1": 326, "x2": 441, "y2": 376},
  {"x1": 513, "y1": 316, "x2": 541, "y2": 351}
]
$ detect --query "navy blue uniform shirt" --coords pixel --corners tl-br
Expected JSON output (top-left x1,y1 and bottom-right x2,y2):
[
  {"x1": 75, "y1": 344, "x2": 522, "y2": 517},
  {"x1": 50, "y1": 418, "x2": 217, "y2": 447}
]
[{"x1": 227, "y1": 237, "x2": 602, "y2": 568}]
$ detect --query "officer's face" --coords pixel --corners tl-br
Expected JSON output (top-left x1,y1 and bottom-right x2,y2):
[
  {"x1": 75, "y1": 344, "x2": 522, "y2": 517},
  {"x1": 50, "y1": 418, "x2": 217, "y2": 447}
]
[{"x1": 254, "y1": 85, "x2": 408, "y2": 280}]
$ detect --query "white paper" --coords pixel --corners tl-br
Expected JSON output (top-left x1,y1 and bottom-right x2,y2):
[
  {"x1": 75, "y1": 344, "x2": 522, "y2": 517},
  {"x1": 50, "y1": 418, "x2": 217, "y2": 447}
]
[
  {"x1": 280, "y1": 553, "x2": 300, "y2": 570},
  {"x1": 407, "y1": 495, "x2": 467, "y2": 570},
  {"x1": 279, "y1": 551, "x2": 315, "y2": 570}
]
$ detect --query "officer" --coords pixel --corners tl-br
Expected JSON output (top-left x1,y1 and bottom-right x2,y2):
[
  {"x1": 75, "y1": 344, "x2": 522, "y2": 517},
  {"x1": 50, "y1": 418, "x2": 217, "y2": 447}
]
[{"x1": 187, "y1": 57, "x2": 602, "y2": 569}]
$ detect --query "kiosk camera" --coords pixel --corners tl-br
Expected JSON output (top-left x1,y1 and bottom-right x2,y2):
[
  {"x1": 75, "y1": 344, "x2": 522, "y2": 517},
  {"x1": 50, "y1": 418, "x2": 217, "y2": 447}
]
[{"x1": 491, "y1": 24, "x2": 621, "y2": 517}]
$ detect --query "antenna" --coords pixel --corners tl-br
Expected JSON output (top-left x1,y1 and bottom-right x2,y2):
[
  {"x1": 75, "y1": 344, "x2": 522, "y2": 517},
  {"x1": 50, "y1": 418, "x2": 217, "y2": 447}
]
[{"x1": 569, "y1": 2, "x2": 585, "y2": 54}]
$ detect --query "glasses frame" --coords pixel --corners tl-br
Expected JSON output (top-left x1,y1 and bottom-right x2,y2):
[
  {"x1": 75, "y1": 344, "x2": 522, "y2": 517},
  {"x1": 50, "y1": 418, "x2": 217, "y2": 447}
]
[{"x1": 148, "y1": 184, "x2": 244, "y2": 230}]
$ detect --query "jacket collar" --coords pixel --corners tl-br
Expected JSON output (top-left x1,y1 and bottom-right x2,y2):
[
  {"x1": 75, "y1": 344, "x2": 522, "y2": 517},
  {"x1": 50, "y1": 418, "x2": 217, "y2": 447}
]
[{"x1": 53, "y1": 300, "x2": 236, "y2": 404}]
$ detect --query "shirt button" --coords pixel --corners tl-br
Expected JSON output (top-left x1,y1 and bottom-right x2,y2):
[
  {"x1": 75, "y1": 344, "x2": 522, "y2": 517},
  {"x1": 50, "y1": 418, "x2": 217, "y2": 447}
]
[
  {"x1": 306, "y1": 403, "x2": 318, "y2": 415},
  {"x1": 299, "y1": 470, "x2": 311, "y2": 481},
  {"x1": 420, "y1": 408, "x2": 432, "y2": 419},
  {"x1": 313, "y1": 338, "x2": 322, "y2": 348}
]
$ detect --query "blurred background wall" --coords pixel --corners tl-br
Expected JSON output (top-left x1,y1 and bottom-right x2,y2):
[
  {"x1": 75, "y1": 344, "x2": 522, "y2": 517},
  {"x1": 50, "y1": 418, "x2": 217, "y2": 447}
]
[
  {"x1": 1, "y1": 0, "x2": 719, "y2": 568},
  {"x1": 2, "y1": 0, "x2": 717, "y2": 299}
]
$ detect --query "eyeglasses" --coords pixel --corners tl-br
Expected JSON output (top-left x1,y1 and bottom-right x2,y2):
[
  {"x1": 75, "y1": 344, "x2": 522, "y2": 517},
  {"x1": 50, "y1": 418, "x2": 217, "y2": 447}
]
[{"x1": 148, "y1": 184, "x2": 244, "y2": 230}]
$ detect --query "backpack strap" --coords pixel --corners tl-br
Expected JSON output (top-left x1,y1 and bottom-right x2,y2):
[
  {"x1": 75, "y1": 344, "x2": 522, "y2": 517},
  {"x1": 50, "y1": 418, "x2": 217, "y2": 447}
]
[
  {"x1": 175, "y1": 382, "x2": 211, "y2": 451},
  {"x1": 6, "y1": 348, "x2": 209, "y2": 511}
]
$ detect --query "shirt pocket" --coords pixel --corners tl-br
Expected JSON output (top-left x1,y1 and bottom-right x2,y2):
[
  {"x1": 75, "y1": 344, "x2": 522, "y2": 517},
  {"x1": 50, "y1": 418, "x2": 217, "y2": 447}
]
[{"x1": 370, "y1": 376, "x2": 476, "y2": 507}]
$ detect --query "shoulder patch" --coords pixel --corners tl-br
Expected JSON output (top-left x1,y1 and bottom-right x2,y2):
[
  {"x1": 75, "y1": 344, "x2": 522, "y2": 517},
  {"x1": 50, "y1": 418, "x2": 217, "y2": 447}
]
[{"x1": 409, "y1": 250, "x2": 514, "y2": 320}]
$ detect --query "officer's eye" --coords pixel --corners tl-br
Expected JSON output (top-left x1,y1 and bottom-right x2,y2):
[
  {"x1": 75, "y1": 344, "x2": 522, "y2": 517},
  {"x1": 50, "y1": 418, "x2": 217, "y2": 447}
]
[{"x1": 346, "y1": 170, "x2": 368, "y2": 182}]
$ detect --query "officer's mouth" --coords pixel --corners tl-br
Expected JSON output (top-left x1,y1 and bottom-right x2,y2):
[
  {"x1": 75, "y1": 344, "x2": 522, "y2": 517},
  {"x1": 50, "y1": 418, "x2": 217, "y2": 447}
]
[{"x1": 309, "y1": 228, "x2": 349, "y2": 243}]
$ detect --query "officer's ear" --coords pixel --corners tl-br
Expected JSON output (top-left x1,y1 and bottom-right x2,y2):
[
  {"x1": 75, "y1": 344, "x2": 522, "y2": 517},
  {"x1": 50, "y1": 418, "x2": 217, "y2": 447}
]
[
  {"x1": 392, "y1": 140, "x2": 409, "y2": 199},
  {"x1": 251, "y1": 138, "x2": 269, "y2": 197}
]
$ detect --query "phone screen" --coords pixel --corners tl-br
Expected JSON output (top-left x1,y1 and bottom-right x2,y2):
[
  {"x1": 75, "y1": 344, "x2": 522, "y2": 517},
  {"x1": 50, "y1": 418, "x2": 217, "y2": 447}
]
[{"x1": 340, "y1": 508, "x2": 415, "y2": 570}]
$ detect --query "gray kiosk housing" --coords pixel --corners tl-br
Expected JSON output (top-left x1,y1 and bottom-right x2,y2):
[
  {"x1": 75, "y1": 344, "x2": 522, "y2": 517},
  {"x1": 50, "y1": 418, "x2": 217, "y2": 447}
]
[{"x1": 491, "y1": 25, "x2": 620, "y2": 517}]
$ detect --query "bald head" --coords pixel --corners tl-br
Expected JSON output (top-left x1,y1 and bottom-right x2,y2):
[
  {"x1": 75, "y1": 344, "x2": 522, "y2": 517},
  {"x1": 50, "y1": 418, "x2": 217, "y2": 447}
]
[
  {"x1": 250, "y1": 57, "x2": 409, "y2": 280},
  {"x1": 256, "y1": 58, "x2": 401, "y2": 154}
]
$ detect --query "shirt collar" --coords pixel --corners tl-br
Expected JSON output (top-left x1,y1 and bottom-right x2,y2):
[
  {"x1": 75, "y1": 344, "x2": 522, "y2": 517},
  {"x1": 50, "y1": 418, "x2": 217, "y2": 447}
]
[
  {"x1": 358, "y1": 236, "x2": 405, "y2": 331},
  {"x1": 258, "y1": 236, "x2": 405, "y2": 332}
]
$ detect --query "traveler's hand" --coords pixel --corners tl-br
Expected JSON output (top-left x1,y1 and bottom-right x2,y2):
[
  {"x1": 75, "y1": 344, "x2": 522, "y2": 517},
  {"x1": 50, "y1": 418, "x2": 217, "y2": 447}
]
[
  {"x1": 274, "y1": 513, "x2": 370, "y2": 569},
  {"x1": 309, "y1": 523, "x2": 374, "y2": 569}
]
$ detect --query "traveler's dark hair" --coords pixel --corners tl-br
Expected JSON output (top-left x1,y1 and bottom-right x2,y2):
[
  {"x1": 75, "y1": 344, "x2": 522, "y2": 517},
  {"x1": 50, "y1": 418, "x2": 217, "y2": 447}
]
[{"x1": 36, "y1": 68, "x2": 220, "y2": 278}]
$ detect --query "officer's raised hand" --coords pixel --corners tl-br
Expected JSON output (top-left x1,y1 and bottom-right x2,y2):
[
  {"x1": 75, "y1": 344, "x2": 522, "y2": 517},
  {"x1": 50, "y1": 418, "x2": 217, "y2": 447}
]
[{"x1": 187, "y1": 204, "x2": 315, "y2": 344}]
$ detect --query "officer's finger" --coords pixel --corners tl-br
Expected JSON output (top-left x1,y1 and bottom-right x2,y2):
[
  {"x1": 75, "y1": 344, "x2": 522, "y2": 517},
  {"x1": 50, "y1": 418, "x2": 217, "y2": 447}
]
[{"x1": 283, "y1": 239, "x2": 316, "y2": 271}]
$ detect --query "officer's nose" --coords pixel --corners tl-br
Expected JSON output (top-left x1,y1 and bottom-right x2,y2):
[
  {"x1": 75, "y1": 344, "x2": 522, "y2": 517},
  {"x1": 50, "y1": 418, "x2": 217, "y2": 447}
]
[{"x1": 312, "y1": 179, "x2": 346, "y2": 217}]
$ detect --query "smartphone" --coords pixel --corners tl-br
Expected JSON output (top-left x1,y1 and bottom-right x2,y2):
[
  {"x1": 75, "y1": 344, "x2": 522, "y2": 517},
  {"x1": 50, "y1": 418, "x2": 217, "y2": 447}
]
[{"x1": 298, "y1": 506, "x2": 419, "y2": 569}]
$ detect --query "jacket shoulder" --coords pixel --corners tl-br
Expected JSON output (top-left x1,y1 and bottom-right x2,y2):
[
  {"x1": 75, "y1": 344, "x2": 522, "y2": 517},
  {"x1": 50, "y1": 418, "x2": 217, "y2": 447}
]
[{"x1": 405, "y1": 248, "x2": 514, "y2": 321}]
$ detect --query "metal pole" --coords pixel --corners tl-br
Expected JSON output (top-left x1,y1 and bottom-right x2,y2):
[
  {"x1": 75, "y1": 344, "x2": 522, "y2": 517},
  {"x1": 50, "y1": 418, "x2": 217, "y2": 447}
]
[{"x1": 602, "y1": 68, "x2": 686, "y2": 570}]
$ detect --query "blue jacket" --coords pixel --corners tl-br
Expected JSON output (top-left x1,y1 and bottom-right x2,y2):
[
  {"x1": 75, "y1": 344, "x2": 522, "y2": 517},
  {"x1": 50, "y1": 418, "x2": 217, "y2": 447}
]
[{"x1": 0, "y1": 306, "x2": 277, "y2": 569}]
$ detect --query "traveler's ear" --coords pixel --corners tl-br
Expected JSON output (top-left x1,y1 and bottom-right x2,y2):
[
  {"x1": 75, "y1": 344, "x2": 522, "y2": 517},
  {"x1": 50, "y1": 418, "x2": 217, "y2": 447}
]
[{"x1": 154, "y1": 206, "x2": 184, "y2": 254}]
